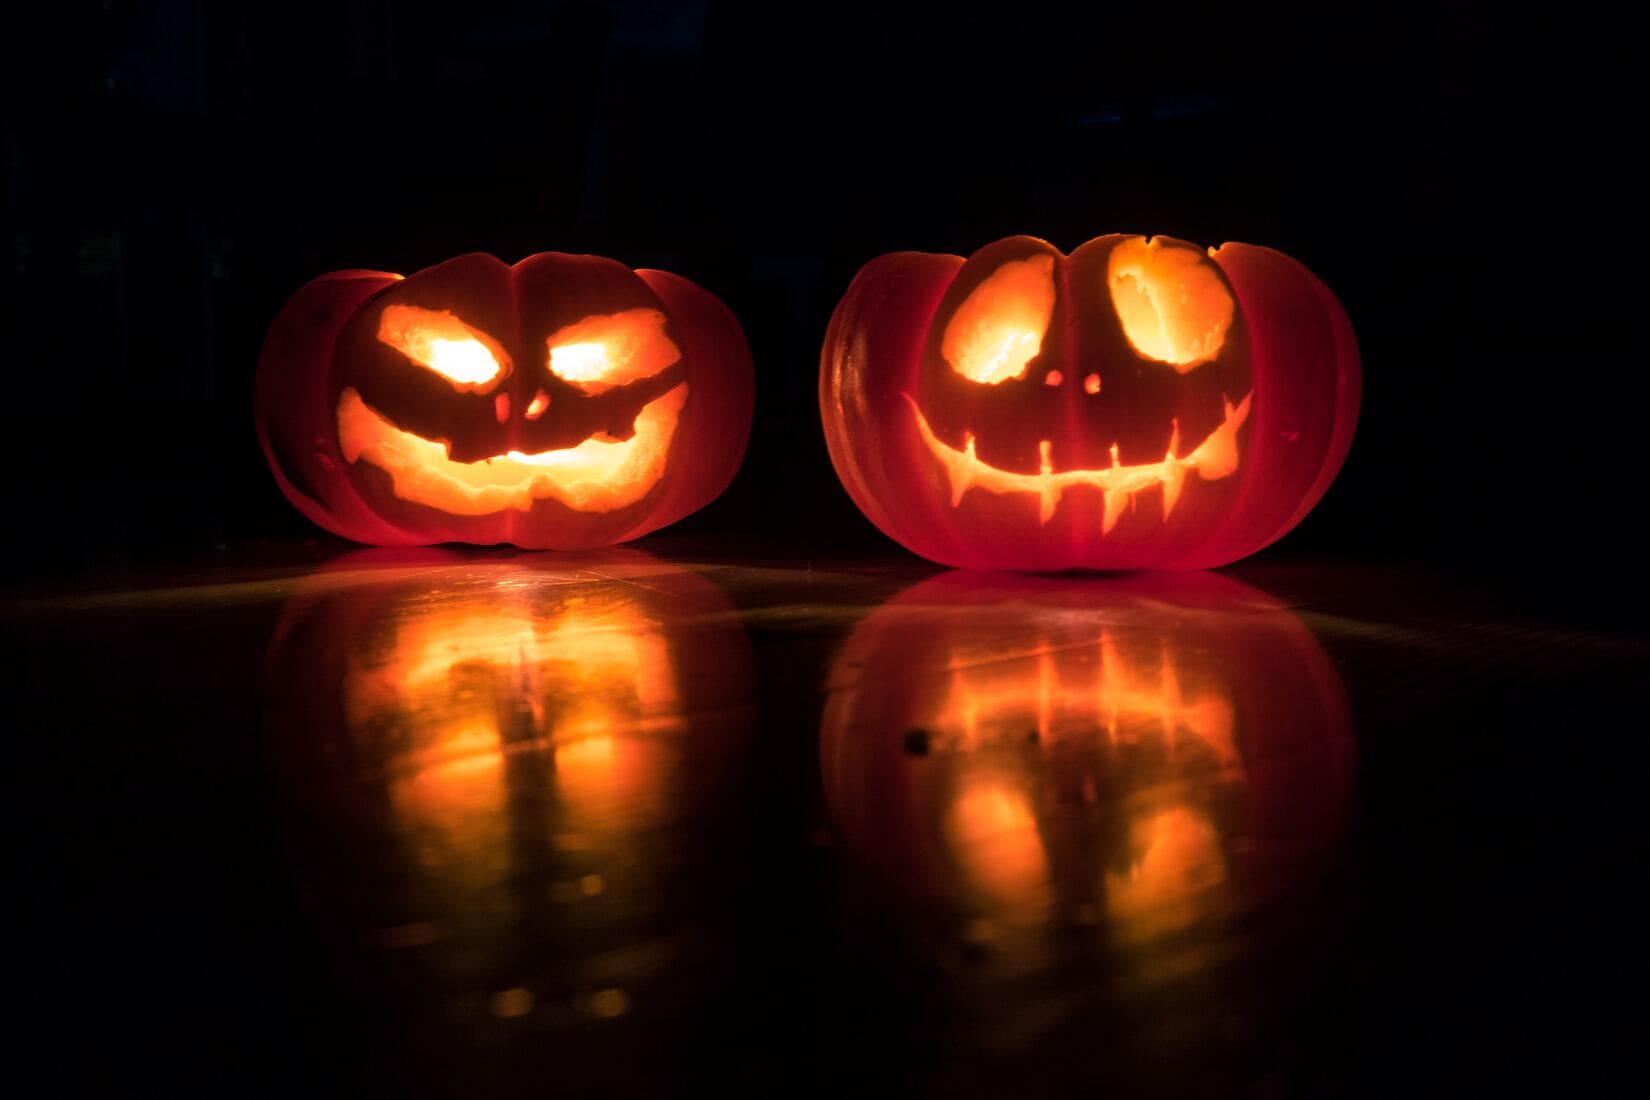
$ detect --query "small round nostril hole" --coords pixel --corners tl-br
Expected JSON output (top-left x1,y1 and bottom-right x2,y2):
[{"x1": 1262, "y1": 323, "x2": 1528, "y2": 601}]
[
  {"x1": 494, "y1": 392, "x2": 511, "y2": 423},
  {"x1": 1044, "y1": 369, "x2": 1064, "y2": 388},
  {"x1": 1084, "y1": 373, "x2": 1101, "y2": 395},
  {"x1": 525, "y1": 389, "x2": 550, "y2": 420}
]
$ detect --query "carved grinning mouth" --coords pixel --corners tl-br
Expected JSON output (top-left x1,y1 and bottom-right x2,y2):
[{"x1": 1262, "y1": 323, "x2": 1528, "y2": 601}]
[
  {"x1": 905, "y1": 392, "x2": 1252, "y2": 529},
  {"x1": 337, "y1": 383, "x2": 687, "y2": 515}
]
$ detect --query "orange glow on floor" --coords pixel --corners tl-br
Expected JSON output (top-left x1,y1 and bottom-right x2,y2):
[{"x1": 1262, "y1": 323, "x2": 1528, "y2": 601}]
[
  {"x1": 545, "y1": 308, "x2": 680, "y2": 395},
  {"x1": 348, "y1": 593, "x2": 681, "y2": 751},
  {"x1": 947, "y1": 779, "x2": 1050, "y2": 908},
  {"x1": 906, "y1": 391, "x2": 1251, "y2": 526},
  {"x1": 941, "y1": 254, "x2": 1057, "y2": 384},
  {"x1": 339, "y1": 583, "x2": 687, "y2": 891},
  {"x1": 336, "y1": 382, "x2": 686, "y2": 515},
  {"x1": 1106, "y1": 237, "x2": 1234, "y2": 371},
  {"x1": 1106, "y1": 804, "x2": 1227, "y2": 932},
  {"x1": 377, "y1": 304, "x2": 509, "y2": 389},
  {"x1": 922, "y1": 624, "x2": 1245, "y2": 926},
  {"x1": 1096, "y1": 631, "x2": 1237, "y2": 769}
]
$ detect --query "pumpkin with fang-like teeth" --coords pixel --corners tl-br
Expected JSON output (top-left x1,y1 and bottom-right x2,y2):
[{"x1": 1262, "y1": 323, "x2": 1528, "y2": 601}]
[
  {"x1": 256, "y1": 251, "x2": 753, "y2": 549},
  {"x1": 819, "y1": 234, "x2": 1359, "y2": 571}
]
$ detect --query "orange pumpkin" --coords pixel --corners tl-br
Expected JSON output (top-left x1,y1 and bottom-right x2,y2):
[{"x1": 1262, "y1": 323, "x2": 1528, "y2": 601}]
[
  {"x1": 256, "y1": 252, "x2": 753, "y2": 549},
  {"x1": 820, "y1": 234, "x2": 1359, "y2": 570}
]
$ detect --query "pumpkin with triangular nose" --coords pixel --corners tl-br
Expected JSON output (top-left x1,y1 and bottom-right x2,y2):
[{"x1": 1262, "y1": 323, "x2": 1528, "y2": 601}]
[
  {"x1": 820, "y1": 234, "x2": 1359, "y2": 570},
  {"x1": 257, "y1": 252, "x2": 753, "y2": 549}
]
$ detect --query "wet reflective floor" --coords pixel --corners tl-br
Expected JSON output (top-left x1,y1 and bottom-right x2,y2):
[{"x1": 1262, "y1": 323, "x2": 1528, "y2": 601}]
[{"x1": 5, "y1": 546, "x2": 1642, "y2": 1096}]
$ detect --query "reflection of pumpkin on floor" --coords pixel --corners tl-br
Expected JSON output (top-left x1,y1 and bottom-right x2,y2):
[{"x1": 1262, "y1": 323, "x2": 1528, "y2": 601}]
[
  {"x1": 931, "y1": 626, "x2": 1246, "y2": 942},
  {"x1": 822, "y1": 233, "x2": 1359, "y2": 570},
  {"x1": 351, "y1": 580, "x2": 690, "y2": 889},
  {"x1": 257, "y1": 251, "x2": 753, "y2": 549},
  {"x1": 263, "y1": 549, "x2": 754, "y2": 1012},
  {"x1": 820, "y1": 570, "x2": 1354, "y2": 962}
]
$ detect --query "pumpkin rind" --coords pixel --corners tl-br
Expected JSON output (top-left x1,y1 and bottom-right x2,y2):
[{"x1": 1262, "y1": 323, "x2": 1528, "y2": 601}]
[
  {"x1": 820, "y1": 235, "x2": 1359, "y2": 570},
  {"x1": 256, "y1": 253, "x2": 753, "y2": 549}
]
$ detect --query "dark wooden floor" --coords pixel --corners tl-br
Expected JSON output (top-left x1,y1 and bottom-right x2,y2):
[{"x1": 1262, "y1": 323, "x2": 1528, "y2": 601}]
[{"x1": 4, "y1": 544, "x2": 1642, "y2": 1096}]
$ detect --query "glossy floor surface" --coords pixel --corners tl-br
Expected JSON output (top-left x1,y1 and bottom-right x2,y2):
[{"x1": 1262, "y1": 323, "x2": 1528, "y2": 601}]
[{"x1": 5, "y1": 546, "x2": 1641, "y2": 1096}]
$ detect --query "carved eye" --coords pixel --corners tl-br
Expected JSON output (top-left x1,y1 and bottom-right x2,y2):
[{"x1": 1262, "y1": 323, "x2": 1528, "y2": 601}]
[
  {"x1": 941, "y1": 255, "x2": 1057, "y2": 384},
  {"x1": 546, "y1": 308, "x2": 680, "y2": 396},
  {"x1": 1106, "y1": 238, "x2": 1233, "y2": 371},
  {"x1": 377, "y1": 304, "x2": 508, "y2": 390}
]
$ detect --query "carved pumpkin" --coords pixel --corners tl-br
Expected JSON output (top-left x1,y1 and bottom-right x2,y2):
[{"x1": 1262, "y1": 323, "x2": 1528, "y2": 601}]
[
  {"x1": 820, "y1": 235, "x2": 1359, "y2": 570},
  {"x1": 256, "y1": 253, "x2": 754, "y2": 549},
  {"x1": 821, "y1": 571, "x2": 1353, "y2": 964},
  {"x1": 263, "y1": 549, "x2": 754, "y2": 1010}
]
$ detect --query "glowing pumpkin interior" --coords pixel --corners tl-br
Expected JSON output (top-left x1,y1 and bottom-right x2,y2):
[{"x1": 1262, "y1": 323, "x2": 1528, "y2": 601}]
[
  {"x1": 941, "y1": 254, "x2": 1057, "y2": 385},
  {"x1": 378, "y1": 304, "x2": 509, "y2": 390},
  {"x1": 338, "y1": 307, "x2": 687, "y2": 516},
  {"x1": 914, "y1": 236, "x2": 1251, "y2": 531},
  {"x1": 1105, "y1": 237, "x2": 1234, "y2": 370}
]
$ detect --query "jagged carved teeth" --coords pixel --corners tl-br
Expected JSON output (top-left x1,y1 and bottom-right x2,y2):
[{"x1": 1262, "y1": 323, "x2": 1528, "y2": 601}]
[{"x1": 907, "y1": 393, "x2": 1252, "y2": 529}]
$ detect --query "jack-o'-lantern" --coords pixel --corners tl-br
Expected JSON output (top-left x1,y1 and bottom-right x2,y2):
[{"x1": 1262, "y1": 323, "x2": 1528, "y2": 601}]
[
  {"x1": 821, "y1": 571, "x2": 1353, "y2": 976},
  {"x1": 262, "y1": 550, "x2": 754, "y2": 1022},
  {"x1": 820, "y1": 235, "x2": 1359, "y2": 570},
  {"x1": 256, "y1": 252, "x2": 754, "y2": 549}
]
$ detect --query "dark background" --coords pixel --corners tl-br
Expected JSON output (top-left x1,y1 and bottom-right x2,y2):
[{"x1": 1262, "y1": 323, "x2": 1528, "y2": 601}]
[
  {"x1": 4, "y1": 3, "x2": 1645, "y2": 1097},
  {"x1": 4, "y1": 0, "x2": 1641, "y2": 587}
]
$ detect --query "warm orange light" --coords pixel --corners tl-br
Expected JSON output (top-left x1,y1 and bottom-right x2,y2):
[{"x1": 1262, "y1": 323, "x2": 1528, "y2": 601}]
[
  {"x1": 1106, "y1": 804, "x2": 1227, "y2": 934},
  {"x1": 336, "y1": 383, "x2": 686, "y2": 514},
  {"x1": 941, "y1": 255, "x2": 1057, "y2": 384},
  {"x1": 932, "y1": 628, "x2": 1235, "y2": 756},
  {"x1": 340, "y1": 583, "x2": 687, "y2": 877},
  {"x1": 923, "y1": 623, "x2": 1246, "y2": 927},
  {"x1": 377, "y1": 304, "x2": 508, "y2": 389},
  {"x1": 947, "y1": 778, "x2": 1050, "y2": 911},
  {"x1": 906, "y1": 391, "x2": 1251, "y2": 526},
  {"x1": 546, "y1": 308, "x2": 681, "y2": 395},
  {"x1": 1096, "y1": 631, "x2": 1237, "y2": 769},
  {"x1": 1106, "y1": 237, "x2": 1234, "y2": 370}
]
